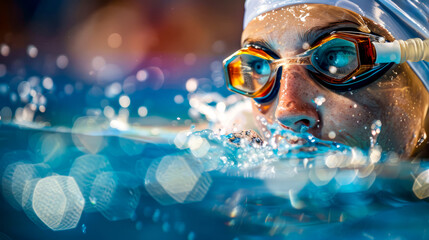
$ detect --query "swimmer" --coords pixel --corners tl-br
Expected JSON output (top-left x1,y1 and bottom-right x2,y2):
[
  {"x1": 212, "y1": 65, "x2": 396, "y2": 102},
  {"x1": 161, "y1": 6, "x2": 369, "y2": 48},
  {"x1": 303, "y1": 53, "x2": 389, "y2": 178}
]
[{"x1": 223, "y1": 0, "x2": 429, "y2": 158}]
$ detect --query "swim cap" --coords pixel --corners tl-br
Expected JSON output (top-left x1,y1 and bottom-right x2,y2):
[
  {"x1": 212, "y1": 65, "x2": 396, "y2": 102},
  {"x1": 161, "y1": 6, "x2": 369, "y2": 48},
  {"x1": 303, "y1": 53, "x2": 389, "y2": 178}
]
[{"x1": 244, "y1": 0, "x2": 429, "y2": 90}]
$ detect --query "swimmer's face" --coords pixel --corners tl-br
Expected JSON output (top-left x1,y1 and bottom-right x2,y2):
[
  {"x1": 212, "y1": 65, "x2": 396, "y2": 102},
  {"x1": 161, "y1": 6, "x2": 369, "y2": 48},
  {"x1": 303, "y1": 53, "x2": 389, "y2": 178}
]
[{"x1": 242, "y1": 4, "x2": 429, "y2": 157}]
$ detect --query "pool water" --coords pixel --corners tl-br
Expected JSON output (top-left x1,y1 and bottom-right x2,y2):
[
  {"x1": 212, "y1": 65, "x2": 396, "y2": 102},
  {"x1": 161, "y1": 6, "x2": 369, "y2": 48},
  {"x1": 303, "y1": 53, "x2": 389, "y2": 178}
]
[{"x1": 1, "y1": 111, "x2": 429, "y2": 240}]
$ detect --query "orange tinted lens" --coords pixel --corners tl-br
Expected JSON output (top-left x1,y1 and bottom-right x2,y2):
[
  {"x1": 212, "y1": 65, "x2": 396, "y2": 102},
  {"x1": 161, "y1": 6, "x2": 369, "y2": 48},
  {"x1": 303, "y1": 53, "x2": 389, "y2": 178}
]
[{"x1": 225, "y1": 47, "x2": 274, "y2": 97}]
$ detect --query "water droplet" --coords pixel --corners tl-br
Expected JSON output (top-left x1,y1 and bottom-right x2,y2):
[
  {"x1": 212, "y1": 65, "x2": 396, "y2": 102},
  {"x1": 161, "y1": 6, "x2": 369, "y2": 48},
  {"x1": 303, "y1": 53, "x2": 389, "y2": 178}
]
[
  {"x1": 416, "y1": 129, "x2": 427, "y2": 148},
  {"x1": 329, "y1": 66, "x2": 337, "y2": 74},
  {"x1": 370, "y1": 120, "x2": 382, "y2": 148},
  {"x1": 302, "y1": 42, "x2": 310, "y2": 50},
  {"x1": 259, "y1": 116, "x2": 268, "y2": 126},
  {"x1": 371, "y1": 120, "x2": 382, "y2": 136},
  {"x1": 314, "y1": 96, "x2": 326, "y2": 106}
]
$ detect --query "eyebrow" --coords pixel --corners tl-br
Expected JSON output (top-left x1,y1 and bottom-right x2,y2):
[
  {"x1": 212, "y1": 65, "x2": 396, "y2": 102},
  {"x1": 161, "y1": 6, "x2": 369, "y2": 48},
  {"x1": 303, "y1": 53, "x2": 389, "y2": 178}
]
[
  {"x1": 242, "y1": 20, "x2": 362, "y2": 54},
  {"x1": 300, "y1": 20, "x2": 361, "y2": 45}
]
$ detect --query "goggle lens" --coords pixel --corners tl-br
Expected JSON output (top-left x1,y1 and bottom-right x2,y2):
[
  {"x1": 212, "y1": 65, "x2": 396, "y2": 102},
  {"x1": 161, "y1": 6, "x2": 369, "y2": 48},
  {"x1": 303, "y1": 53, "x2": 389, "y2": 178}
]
[
  {"x1": 228, "y1": 54, "x2": 271, "y2": 93},
  {"x1": 225, "y1": 48, "x2": 275, "y2": 97},
  {"x1": 311, "y1": 38, "x2": 359, "y2": 81}
]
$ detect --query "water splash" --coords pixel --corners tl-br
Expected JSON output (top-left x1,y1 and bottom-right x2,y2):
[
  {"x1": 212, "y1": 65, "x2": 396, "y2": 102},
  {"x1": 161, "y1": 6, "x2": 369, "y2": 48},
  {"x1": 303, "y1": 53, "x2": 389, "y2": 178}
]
[
  {"x1": 370, "y1": 119, "x2": 382, "y2": 147},
  {"x1": 314, "y1": 96, "x2": 326, "y2": 106}
]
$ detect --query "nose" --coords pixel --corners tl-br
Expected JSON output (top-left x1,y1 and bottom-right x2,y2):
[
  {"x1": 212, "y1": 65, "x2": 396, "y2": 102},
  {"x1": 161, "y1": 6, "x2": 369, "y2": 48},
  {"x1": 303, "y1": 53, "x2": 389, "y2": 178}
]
[{"x1": 275, "y1": 67, "x2": 320, "y2": 133}]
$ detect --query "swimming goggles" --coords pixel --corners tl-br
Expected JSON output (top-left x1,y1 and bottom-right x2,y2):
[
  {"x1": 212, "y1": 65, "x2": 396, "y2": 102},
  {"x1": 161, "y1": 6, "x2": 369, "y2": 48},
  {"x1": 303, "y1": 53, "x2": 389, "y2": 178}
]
[{"x1": 223, "y1": 31, "x2": 393, "y2": 101}]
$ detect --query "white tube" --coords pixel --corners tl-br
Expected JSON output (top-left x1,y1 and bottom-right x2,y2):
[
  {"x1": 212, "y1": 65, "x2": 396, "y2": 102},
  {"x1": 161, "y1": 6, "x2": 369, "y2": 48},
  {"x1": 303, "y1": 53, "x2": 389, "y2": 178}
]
[
  {"x1": 396, "y1": 38, "x2": 429, "y2": 63},
  {"x1": 373, "y1": 41, "x2": 402, "y2": 64},
  {"x1": 373, "y1": 38, "x2": 429, "y2": 64}
]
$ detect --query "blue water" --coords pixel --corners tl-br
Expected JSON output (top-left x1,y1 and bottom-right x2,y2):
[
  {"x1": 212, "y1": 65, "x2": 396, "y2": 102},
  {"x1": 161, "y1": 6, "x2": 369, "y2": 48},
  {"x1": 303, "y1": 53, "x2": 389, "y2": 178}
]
[{"x1": 1, "y1": 120, "x2": 429, "y2": 240}]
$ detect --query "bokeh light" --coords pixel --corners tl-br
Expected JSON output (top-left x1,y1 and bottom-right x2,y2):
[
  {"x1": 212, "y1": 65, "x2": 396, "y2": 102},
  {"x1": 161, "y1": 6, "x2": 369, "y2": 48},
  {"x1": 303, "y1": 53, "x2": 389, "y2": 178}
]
[
  {"x1": 27, "y1": 45, "x2": 38, "y2": 58},
  {"x1": 56, "y1": 55, "x2": 69, "y2": 69},
  {"x1": 105, "y1": 82, "x2": 122, "y2": 98},
  {"x1": 32, "y1": 176, "x2": 84, "y2": 231},
  {"x1": 136, "y1": 70, "x2": 148, "y2": 82},
  {"x1": 145, "y1": 154, "x2": 212, "y2": 205},
  {"x1": 413, "y1": 170, "x2": 429, "y2": 199},
  {"x1": 0, "y1": 44, "x2": 10, "y2": 57},
  {"x1": 107, "y1": 33, "x2": 122, "y2": 49},
  {"x1": 71, "y1": 116, "x2": 109, "y2": 154},
  {"x1": 186, "y1": 78, "x2": 198, "y2": 92},
  {"x1": 2, "y1": 162, "x2": 51, "y2": 210},
  {"x1": 119, "y1": 95, "x2": 131, "y2": 108},
  {"x1": 137, "y1": 106, "x2": 148, "y2": 117},
  {"x1": 174, "y1": 95, "x2": 184, "y2": 104}
]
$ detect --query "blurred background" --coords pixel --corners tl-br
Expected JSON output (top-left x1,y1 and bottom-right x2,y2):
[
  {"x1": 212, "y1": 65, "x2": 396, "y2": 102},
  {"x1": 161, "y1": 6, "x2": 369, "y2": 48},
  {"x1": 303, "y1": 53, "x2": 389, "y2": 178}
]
[
  {"x1": 0, "y1": 1, "x2": 247, "y2": 239},
  {"x1": 0, "y1": 0, "x2": 244, "y2": 127}
]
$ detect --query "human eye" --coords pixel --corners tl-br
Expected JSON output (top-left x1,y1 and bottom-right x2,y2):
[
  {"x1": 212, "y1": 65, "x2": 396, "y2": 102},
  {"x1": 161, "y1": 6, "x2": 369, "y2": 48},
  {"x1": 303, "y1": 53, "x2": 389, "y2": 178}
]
[
  {"x1": 250, "y1": 58, "x2": 271, "y2": 76},
  {"x1": 324, "y1": 46, "x2": 356, "y2": 68},
  {"x1": 237, "y1": 54, "x2": 272, "y2": 88},
  {"x1": 311, "y1": 38, "x2": 358, "y2": 78}
]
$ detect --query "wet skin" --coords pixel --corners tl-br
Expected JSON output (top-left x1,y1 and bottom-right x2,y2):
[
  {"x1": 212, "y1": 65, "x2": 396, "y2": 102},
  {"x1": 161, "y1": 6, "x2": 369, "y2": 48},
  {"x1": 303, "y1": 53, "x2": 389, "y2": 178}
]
[{"x1": 242, "y1": 4, "x2": 429, "y2": 157}]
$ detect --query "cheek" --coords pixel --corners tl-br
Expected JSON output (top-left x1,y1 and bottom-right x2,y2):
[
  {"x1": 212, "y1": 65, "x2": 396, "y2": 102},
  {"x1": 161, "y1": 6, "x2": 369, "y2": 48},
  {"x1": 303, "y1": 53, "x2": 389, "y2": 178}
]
[
  {"x1": 376, "y1": 91, "x2": 424, "y2": 153},
  {"x1": 363, "y1": 65, "x2": 428, "y2": 154},
  {"x1": 318, "y1": 95, "x2": 377, "y2": 147}
]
